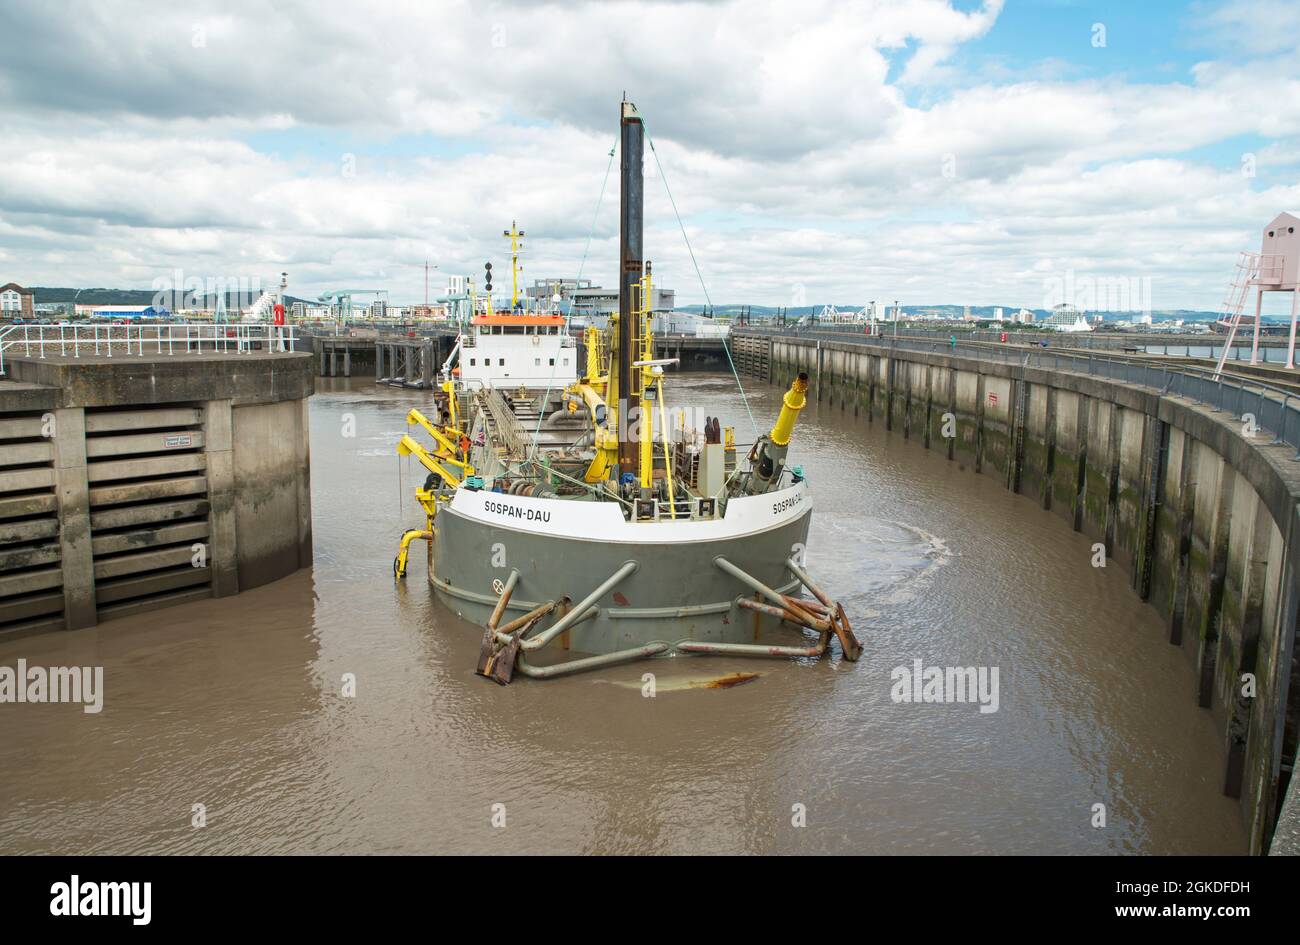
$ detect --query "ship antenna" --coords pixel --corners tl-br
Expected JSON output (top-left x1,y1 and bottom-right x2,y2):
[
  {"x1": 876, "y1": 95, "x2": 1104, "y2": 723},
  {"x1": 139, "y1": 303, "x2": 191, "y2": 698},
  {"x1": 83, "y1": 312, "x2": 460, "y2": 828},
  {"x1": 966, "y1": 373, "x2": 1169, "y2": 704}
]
[{"x1": 641, "y1": 119, "x2": 759, "y2": 438}]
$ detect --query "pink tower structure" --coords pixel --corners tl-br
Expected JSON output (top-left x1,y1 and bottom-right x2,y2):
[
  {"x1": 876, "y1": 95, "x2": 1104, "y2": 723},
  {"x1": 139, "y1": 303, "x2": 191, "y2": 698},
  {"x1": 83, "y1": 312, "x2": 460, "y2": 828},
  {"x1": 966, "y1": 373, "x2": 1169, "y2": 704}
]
[{"x1": 1215, "y1": 211, "x2": 1300, "y2": 377}]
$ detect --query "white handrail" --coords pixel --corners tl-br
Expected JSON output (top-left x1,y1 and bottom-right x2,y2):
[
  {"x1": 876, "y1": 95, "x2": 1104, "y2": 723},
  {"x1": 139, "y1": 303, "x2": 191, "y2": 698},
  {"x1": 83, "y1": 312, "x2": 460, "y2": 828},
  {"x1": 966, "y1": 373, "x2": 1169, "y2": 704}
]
[{"x1": 0, "y1": 322, "x2": 298, "y2": 375}]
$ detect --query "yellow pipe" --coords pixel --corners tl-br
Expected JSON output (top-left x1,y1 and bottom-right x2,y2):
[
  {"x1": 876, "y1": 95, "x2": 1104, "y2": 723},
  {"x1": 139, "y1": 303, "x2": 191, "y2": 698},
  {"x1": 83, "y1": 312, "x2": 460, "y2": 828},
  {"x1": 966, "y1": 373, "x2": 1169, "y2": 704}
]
[
  {"x1": 657, "y1": 380, "x2": 676, "y2": 518},
  {"x1": 770, "y1": 372, "x2": 809, "y2": 447},
  {"x1": 639, "y1": 389, "x2": 653, "y2": 490},
  {"x1": 394, "y1": 528, "x2": 433, "y2": 579},
  {"x1": 636, "y1": 268, "x2": 655, "y2": 490}
]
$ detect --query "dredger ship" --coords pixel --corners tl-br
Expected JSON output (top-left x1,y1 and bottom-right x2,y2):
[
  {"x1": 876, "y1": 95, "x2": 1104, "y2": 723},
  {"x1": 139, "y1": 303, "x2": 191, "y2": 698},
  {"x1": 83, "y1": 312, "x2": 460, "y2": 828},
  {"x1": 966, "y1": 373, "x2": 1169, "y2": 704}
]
[{"x1": 393, "y1": 99, "x2": 859, "y2": 683}]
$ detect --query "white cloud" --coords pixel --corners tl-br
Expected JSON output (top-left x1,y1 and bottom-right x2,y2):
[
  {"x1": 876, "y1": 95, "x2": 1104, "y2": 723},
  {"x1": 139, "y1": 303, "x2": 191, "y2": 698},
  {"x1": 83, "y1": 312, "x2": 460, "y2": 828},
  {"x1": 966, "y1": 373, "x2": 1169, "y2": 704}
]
[{"x1": 0, "y1": 0, "x2": 1297, "y2": 310}]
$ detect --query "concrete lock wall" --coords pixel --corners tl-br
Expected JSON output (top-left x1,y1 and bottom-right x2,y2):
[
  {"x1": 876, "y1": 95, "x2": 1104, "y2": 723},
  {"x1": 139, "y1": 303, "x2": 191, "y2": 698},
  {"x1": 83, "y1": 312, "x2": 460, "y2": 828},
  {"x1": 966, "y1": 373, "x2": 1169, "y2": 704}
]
[
  {"x1": 0, "y1": 353, "x2": 314, "y2": 640},
  {"x1": 741, "y1": 333, "x2": 1300, "y2": 854}
]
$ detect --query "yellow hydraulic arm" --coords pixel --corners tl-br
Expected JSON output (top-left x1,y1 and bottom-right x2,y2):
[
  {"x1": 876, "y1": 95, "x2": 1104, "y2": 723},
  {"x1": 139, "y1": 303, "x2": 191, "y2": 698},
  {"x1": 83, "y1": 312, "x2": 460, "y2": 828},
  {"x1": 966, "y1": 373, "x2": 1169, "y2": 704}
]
[
  {"x1": 397, "y1": 435, "x2": 471, "y2": 488},
  {"x1": 406, "y1": 408, "x2": 469, "y2": 465},
  {"x1": 396, "y1": 407, "x2": 475, "y2": 505},
  {"x1": 566, "y1": 382, "x2": 619, "y2": 483},
  {"x1": 393, "y1": 408, "x2": 475, "y2": 581}
]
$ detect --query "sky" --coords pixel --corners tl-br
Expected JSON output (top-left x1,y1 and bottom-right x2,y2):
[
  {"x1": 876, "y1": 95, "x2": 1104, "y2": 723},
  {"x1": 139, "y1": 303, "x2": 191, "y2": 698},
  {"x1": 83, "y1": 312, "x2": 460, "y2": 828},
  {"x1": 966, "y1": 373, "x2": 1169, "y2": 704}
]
[{"x1": 1, "y1": 0, "x2": 1299, "y2": 312}]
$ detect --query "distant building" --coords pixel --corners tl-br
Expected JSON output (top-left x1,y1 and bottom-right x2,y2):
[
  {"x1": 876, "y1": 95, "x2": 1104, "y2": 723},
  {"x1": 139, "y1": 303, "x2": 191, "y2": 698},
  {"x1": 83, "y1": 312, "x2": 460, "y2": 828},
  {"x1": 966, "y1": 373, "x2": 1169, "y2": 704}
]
[
  {"x1": 992, "y1": 307, "x2": 1004, "y2": 322},
  {"x1": 291, "y1": 301, "x2": 334, "y2": 319},
  {"x1": 0, "y1": 283, "x2": 34, "y2": 318},
  {"x1": 1014, "y1": 308, "x2": 1035, "y2": 324},
  {"x1": 75, "y1": 304, "x2": 171, "y2": 320},
  {"x1": 530, "y1": 278, "x2": 675, "y2": 323},
  {"x1": 1041, "y1": 304, "x2": 1092, "y2": 332},
  {"x1": 525, "y1": 278, "x2": 595, "y2": 310}
]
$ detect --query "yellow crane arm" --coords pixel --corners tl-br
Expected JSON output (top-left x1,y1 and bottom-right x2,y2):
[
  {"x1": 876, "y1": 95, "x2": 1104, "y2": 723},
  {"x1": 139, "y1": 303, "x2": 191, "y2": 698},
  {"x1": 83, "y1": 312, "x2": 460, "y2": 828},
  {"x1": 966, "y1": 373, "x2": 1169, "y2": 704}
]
[
  {"x1": 406, "y1": 407, "x2": 467, "y2": 461},
  {"x1": 398, "y1": 434, "x2": 472, "y2": 488},
  {"x1": 405, "y1": 405, "x2": 473, "y2": 473},
  {"x1": 567, "y1": 382, "x2": 619, "y2": 483}
]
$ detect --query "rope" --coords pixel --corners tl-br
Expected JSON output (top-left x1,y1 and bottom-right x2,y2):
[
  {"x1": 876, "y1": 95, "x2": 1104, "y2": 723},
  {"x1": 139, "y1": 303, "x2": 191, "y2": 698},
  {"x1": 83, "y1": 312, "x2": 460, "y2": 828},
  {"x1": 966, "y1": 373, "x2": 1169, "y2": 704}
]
[
  {"x1": 529, "y1": 137, "x2": 619, "y2": 457},
  {"x1": 643, "y1": 121, "x2": 759, "y2": 438}
]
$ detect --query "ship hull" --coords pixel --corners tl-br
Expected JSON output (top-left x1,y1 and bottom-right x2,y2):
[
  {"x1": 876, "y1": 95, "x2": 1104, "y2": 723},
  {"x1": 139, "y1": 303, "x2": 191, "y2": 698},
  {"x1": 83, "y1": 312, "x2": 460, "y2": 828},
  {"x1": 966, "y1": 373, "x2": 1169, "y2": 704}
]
[{"x1": 429, "y1": 481, "x2": 815, "y2": 656}]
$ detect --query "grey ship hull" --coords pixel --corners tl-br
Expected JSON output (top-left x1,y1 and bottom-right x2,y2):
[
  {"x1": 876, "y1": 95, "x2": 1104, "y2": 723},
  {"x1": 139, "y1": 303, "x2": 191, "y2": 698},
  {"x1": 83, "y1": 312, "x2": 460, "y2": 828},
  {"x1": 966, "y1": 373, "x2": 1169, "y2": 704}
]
[{"x1": 430, "y1": 485, "x2": 815, "y2": 657}]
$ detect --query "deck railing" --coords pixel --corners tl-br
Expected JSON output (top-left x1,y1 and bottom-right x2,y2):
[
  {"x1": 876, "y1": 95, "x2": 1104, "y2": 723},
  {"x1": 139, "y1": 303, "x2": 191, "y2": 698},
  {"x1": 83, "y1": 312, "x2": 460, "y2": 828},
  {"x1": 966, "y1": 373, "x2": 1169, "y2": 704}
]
[{"x1": 0, "y1": 322, "x2": 297, "y2": 375}]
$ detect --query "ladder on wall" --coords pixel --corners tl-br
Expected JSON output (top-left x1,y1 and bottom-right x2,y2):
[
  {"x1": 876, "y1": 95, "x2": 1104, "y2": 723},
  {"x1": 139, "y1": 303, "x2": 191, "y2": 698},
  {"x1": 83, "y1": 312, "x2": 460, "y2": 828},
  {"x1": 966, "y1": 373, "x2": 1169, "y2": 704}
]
[{"x1": 1214, "y1": 252, "x2": 1260, "y2": 379}]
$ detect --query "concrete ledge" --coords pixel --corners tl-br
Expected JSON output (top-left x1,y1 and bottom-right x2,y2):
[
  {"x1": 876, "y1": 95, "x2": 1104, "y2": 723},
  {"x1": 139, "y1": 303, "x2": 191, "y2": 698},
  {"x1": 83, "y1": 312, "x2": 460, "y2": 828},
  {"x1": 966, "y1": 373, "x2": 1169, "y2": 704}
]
[
  {"x1": 95, "y1": 583, "x2": 211, "y2": 620},
  {"x1": 0, "y1": 493, "x2": 57, "y2": 519},
  {"x1": 89, "y1": 497, "x2": 209, "y2": 530},
  {"x1": 0, "y1": 518, "x2": 58, "y2": 544},
  {"x1": 0, "y1": 566, "x2": 61, "y2": 597},
  {"x1": 91, "y1": 521, "x2": 209, "y2": 557},
  {"x1": 87, "y1": 453, "x2": 206, "y2": 483},
  {"x1": 2, "y1": 351, "x2": 314, "y2": 409},
  {"x1": 0, "y1": 380, "x2": 57, "y2": 414},
  {"x1": 94, "y1": 565, "x2": 210, "y2": 603}
]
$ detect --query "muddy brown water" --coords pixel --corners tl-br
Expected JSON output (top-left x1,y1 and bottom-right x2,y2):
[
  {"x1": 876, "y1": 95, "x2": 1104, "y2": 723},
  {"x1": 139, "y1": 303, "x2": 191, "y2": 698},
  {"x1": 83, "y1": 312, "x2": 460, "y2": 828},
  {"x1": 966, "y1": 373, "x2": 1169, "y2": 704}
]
[{"x1": 0, "y1": 374, "x2": 1246, "y2": 854}]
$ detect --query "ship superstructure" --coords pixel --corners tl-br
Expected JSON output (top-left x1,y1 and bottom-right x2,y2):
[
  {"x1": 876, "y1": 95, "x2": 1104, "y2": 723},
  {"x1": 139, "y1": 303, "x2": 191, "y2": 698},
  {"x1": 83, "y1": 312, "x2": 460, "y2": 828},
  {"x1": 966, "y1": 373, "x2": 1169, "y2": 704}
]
[{"x1": 394, "y1": 99, "x2": 860, "y2": 683}]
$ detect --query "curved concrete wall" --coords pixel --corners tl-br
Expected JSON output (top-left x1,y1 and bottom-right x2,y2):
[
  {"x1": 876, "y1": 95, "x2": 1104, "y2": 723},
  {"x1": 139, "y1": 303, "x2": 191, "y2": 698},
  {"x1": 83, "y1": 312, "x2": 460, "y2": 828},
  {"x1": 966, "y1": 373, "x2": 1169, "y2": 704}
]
[{"x1": 737, "y1": 333, "x2": 1299, "y2": 854}]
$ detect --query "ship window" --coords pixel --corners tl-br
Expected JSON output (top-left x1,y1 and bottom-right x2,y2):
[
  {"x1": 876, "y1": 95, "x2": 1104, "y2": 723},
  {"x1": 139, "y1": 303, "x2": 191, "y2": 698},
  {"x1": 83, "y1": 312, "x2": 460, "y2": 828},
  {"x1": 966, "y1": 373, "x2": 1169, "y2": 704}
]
[
  {"x1": 534, "y1": 358, "x2": 541, "y2": 366},
  {"x1": 499, "y1": 358, "x2": 505, "y2": 366},
  {"x1": 563, "y1": 358, "x2": 569, "y2": 366},
  {"x1": 469, "y1": 358, "x2": 476, "y2": 366},
  {"x1": 549, "y1": 358, "x2": 555, "y2": 366}
]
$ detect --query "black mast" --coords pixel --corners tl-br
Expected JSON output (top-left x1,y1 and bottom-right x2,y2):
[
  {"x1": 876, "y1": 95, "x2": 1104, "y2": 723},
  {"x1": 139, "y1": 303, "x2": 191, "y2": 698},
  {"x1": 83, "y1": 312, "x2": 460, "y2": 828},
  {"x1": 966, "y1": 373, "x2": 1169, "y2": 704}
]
[{"x1": 617, "y1": 98, "x2": 644, "y2": 478}]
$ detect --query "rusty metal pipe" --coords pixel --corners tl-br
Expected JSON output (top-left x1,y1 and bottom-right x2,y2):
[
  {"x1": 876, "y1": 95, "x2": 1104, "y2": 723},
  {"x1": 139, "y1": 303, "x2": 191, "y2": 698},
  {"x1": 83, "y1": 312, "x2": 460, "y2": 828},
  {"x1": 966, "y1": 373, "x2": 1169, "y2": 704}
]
[
  {"x1": 785, "y1": 557, "x2": 834, "y2": 611},
  {"x1": 716, "y1": 556, "x2": 823, "y2": 628},
  {"x1": 487, "y1": 569, "x2": 520, "y2": 630},
  {"x1": 783, "y1": 594, "x2": 829, "y2": 616},
  {"x1": 515, "y1": 641, "x2": 670, "y2": 679},
  {"x1": 714, "y1": 556, "x2": 819, "y2": 624},
  {"x1": 738, "y1": 595, "x2": 830, "y2": 632},
  {"x1": 495, "y1": 598, "x2": 564, "y2": 637},
  {"x1": 518, "y1": 560, "x2": 639, "y2": 651},
  {"x1": 674, "y1": 634, "x2": 828, "y2": 659}
]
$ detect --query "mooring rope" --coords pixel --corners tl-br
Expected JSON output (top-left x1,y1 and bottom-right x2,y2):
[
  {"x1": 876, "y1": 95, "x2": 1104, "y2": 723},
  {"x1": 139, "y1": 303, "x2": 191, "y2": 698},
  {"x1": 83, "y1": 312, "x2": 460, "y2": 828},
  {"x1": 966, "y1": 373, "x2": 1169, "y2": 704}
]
[{"x1": 642, "y1": 122, "x2": 759, "y2": 438}]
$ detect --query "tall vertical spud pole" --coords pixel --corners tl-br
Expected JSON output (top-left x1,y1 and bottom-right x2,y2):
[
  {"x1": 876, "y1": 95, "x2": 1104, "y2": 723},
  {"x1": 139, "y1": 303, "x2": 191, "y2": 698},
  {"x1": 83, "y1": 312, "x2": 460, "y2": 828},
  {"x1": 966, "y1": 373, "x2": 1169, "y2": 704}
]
[{"x1": 617, "y1": 98, "x2": 644, "y2": 477}]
